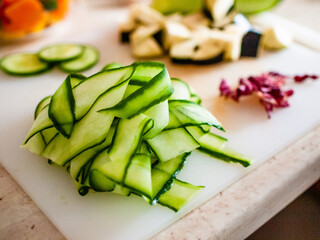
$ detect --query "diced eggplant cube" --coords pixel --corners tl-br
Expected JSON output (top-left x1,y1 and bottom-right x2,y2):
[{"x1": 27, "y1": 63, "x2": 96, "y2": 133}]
[{"x1": 241, "y1": 30, "x2": 262, "y2": 57}]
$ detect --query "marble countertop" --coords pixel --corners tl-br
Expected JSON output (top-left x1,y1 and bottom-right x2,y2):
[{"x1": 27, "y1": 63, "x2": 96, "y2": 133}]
[{"x1": 1, "y1": 0, "x2": 320, "y2": 239}]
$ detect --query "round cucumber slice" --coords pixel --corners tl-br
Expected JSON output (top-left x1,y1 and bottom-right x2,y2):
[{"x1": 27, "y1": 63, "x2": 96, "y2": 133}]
[
  {"x1": 234, "y1": 0, "x2": 282, "y2": 15},
  {"x1": 0, "y1": 53, "x2": 52, "y2": 76},
  {"x1": 38, "y1": 44, "x2": 84, "y2": 62},
  {"x1": 59, "y1": 45, "x2": 99, "y2": 73}
]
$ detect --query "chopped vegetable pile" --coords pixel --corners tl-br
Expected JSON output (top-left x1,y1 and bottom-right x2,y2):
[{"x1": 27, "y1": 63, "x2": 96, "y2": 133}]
[
  {"x1": 23, "y1": 61, "x2": 250, "y2": 211},
  {"x1": 120, "y1": 1, "x2": 291, "y2": 64},
  {"x1": 0, "y1": 43, "x2": 99, "y2": 76},
  {"x1": 219, "y1": 72, "x2": 319, "y2": 118}
]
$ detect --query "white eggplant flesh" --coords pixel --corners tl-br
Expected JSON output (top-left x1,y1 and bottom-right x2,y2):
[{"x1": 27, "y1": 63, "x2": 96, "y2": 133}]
[
  {"x1": 170, "y1": 40, "x2": 199, "y2": 60},
  {"x1": 192, "y1": 39, "x2": 224, "y2": 61},
  {"x1": 263, "y1": 25, "x2": 293, "y2": 50},
  {"x1": 132, "y1": 37, "x2": 163, "y2": 58},
  {"x1": 130, "y1": 4, "x2": 164, "y2": 26},
  {"x1": 224, "y1": 33, "x2": 242, "y2": 61},
  {"x1": 119, "y1": 15, "x2": 136, "y2": 33},
  {"x1": 180, "y1": 13, "x2": 211, "y2": 30},
  {"x1": 164, "y1": 21, "x2": 192, "y2": 50},
  {"x1": 206, "y1": 0, "x2": 234, "y2": 24},
  {"x1": 130, "y1": 25, "x2": 162, "y2": 45}
]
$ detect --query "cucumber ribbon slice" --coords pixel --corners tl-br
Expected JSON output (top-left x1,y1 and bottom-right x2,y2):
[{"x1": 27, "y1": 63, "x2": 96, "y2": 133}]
[{"x1": 22, "y1": 61, "x2": 251, "y2": 212}]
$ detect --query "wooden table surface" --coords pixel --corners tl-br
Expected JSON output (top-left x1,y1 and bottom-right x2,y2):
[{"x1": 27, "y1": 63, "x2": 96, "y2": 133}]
[{"x1": 1, "y1": 0, "x2": 320, "y2": 239}]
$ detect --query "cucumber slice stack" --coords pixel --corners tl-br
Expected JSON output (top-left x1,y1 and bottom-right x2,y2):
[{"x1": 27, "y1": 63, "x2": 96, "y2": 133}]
[
  {"x1": 0, "y1": 43, "x2": 99, "y2": 76},
  {"x1": 22, "y1": 61, "x2": 251, "y2": 211}
]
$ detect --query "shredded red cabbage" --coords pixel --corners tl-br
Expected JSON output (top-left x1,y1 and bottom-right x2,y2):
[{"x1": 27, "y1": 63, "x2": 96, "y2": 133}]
[
  {"x1": 219, "y1": 72, "x2": 318, "y2": 118},
  {"x1": 294, "y1": 74, "x2": 318, "y2": 83}
]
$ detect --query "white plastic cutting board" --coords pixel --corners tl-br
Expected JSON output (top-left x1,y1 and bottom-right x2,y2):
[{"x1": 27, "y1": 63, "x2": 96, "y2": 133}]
[{"x1": 1, "y1": 8, "x2": 320, "y2": 240}]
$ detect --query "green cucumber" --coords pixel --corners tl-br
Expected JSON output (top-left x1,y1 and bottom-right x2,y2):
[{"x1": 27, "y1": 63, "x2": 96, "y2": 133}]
[
  {"x1": 48, "y1": 76, "x2": 75, "y2": 138},
  {"x1": 23, "y1": 61, "x2": 251, "y2": 212},
  {"x1": 59, "y1": 45, "x2": 99, "y2": 73},
  {"x1": 69, "y1": 122, "x2": 117, "y2": 182},
  {"x1": 94, "y1": 114, "x2": 153, "y2": 184},
  {"x1": 70, "y1": 73, "x2": 87, "y2": 88},
  {"x1": 150, "y1": 152, "x2": 190, "y2": 204},
  {"x1": 38, "y1": 44, "x2": 84, "y2": 62},
  {"x1": 199, "y1": 145, "x2": 251, "y2": 167},
  {"x1": 34, "y1": 96, "x2": 51, "y2": 119},
  {"x1": 99, "y1": 62, "x2": 173, "y2": 119},
  {"x1": 73, "y1": 66, "x2": 134, "y2": 119},
  {"x1": 147, "y1": 128, "x2": 199, "y2": 162},
  {"x1": 158, "y1": 179, "x2": 204, "y2": 212},
  {"x1": 101, "y1": 62, "x2": 124, "y2": 71},
  {"x1": 41, "y1": 127, "x2": 58, "y2": 144},
  {"x1": 124, "y1": 153, "x2": 152, "y2": 198},
  {"x1": 169, "y1": 78, "x2": 192, "y2": 101},
  {"x1": 0, "y1": 53, "x2": 52, "y2": 76},
  {"x1": 42, "y1": 78, "x2": 131, "y2": 166},
  {"x1": 168, "y1": 100, "x2": 224, "y2": 131},
  {"x1": 143, "y1": 100, "x2": 169, "y2": 139}
]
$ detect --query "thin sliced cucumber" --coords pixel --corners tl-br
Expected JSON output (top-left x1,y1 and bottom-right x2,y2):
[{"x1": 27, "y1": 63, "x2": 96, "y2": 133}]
[
  {"x1": 102, "y1": 62, "x2": 123, "y2": 71},
  {"x1": 170, "y1": 78, "x2": 191, "y2": 101},
  {"x1": 150, "y1": 152, "x2": 190, "y2": 203},
  {"x1": 168, "y1": 100, "x2": 224, "y2": 131},
  {"x1": 158, "y1": 179, "x2": 204, "y2": 212},
  {"x1": 0, "y1": 53, "x2": 52, "y2": 76},
  {"x1": 23, "y1": 61, "x2": 251, "y2": 212},
  {"x1": 38, "y1": 44, "x2": 84, "y2": 62},
  {"x1": 59, "y1": 45, "x2": 99, "y2": 73},
  {"x1": 69, "y1": 124, "x2": 116, "y2": 182},
  {"x1": 147, "y1": 128, "x2": 199, "y2": 162},
  {"x1": 124, "y1": 153, "x2": 152, "y2": 198},
  {"x1": 70, "y1": 73, "x2": 86, "y2": 88},
  {"x1": 199, "y1": 145, "x2": 251, "y2": 167},
  {"x1": 42, "y1": 78, "x2": 131, "y2": 166},
  {"x1": 99, "y1": 62, "x2": 173, "y2": 119},
  {"x1": 143, "y1": 100, "x2": 169, "y2": 139},
  {"x1": 34, "y1": 96, "x2": 51, "y2": 119},
  {"x1": 95, "y1": 114, "x2": 153, "y2": 184},
  {"x1": 22, "y1": 132, "x2": 46, "y2": 155},
  {"x1": 42, "y1": 127, "x2": 58, "y2": 144},
  {"x1": 48, "y1": 76, "x2": 75, "y2": 138}
]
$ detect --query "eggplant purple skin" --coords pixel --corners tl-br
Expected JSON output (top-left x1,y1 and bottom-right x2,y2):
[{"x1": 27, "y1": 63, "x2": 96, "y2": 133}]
[
  {"x1": 153, "y1": 30, "x2": 164, "y2": 48},
  {"x1": 171, "y1": 58, "x2": 192, "y2": 64},
  {"x1": 121, "y1": 32, "x2": 130, "y2": 43},
  {"x1": 241, "y1": 30, "x2": 262, "y2": 57},
  {"x1": 171, "y1": 52, "x2": 224, "y2": 65},
  {"x1": 193, "y1": 52, "x2": 224, "y2": 65}
]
